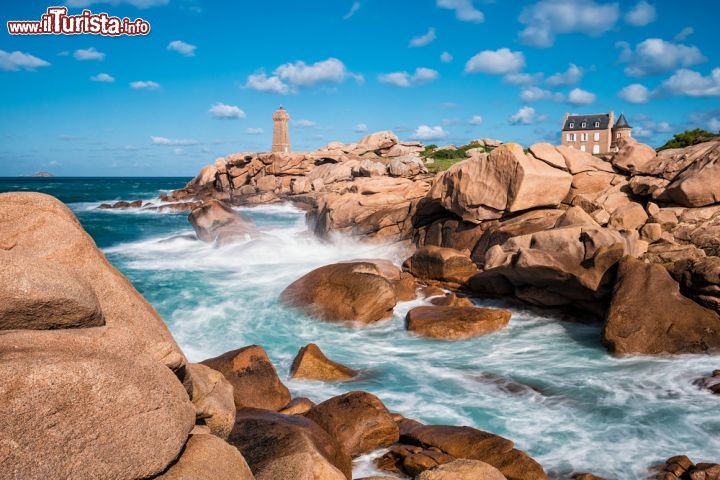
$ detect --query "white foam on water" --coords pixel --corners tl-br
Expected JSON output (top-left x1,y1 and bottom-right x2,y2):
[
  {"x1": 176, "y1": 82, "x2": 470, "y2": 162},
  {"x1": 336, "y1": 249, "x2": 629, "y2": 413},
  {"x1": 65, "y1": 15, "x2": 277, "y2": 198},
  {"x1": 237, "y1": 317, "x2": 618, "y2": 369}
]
[{"x1": 102, "y1": 203, "x2": 720, "y2": 479}]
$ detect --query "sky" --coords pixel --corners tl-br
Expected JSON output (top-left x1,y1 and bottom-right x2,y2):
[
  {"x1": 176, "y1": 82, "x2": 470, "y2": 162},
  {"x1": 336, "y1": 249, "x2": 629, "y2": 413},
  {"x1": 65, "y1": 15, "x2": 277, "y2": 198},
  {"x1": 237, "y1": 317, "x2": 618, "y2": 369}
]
[{"x1": 1, "y1": 0, "x2": 719, "y2": 176}]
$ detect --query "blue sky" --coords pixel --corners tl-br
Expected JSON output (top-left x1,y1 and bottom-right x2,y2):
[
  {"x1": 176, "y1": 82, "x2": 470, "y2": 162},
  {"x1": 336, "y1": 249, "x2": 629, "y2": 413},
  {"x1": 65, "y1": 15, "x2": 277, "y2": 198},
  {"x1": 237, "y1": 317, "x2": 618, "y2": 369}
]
[{"x1": 1, "y1": 0, "x2": 719, "y2": 176}]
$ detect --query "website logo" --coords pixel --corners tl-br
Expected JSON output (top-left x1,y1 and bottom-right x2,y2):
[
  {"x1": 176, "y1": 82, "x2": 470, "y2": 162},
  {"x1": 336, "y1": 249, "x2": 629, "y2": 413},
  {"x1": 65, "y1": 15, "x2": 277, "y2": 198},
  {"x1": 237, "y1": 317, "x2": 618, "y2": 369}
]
[{"x1": 7, "y1": 6, "x2": 151, "y2": 36}]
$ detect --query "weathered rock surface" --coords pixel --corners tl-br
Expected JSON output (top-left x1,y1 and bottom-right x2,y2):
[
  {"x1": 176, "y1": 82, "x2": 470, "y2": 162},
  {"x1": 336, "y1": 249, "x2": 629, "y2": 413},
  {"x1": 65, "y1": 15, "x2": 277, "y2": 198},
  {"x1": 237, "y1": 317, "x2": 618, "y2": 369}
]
[
  {"x1": 229, "y1": 408, "x2": 352, "y2": 480},
  {"x1": 405, "y1": 306, "x2": 511, "y2": 340},
  {"x1": 158, "y1": 434, "x2": 255, "y2": 480},
  {"x1": 290, "y1": 343, "x2": 358, "y2": 381},
  {"x1": 611, "y1": 137, "x2": 657, "y2": 173},
  {"x1": 279, "y1": 397, "x2": 316, "y2": 415},
  {"x1": 280, "y1": 262, "x2": 398, "y2": 323},
  {"x1": 188, "y1": 199, "x2": 259, "y2": 245},
  {"x1": 183, "y1": 363, "x2": 236, "y2": 439},
  {"x1": 650, "y1": 455, "x2": 720, "y2": 480},
  {"x1": 603, "y1": 257, "x2": 720, "y2": 355},
  {"x1": 201, "y1": 345, "x2": 291, "y2": 411},
  {"x1": 417, "y1": 459, "x2": 508, "y2": 480},
  {"x1": 664, "y1": 141, "x2": 720, "y2": 207},
  {"x1": 403, "y1": 246, "x2": 479, "y2": 284},
  {"x1": 304, "y1": 391, "x2": 399, "y2": 457},
  {"x1": 676, "y1": 256, "x2": 720, "y2": 313}
]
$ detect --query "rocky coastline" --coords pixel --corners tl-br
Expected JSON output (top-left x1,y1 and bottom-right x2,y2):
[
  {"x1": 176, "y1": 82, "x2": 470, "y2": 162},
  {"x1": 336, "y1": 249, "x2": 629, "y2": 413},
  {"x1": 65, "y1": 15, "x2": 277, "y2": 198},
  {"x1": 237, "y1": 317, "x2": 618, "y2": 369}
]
[{"x1": 2, "y1": 129, "x2": 720, "y2": 479}]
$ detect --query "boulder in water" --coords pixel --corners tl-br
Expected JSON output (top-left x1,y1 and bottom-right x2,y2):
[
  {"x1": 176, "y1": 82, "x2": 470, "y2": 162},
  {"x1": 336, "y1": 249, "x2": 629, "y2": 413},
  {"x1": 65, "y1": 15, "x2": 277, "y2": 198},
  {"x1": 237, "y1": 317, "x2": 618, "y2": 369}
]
[
  {"x1": 188, "y1": 199, "x2": 259, "y2": 246},
  {"x1": 403, "y1": 246, "x2": 479, "y2": 285},
  {"x1": 290, "y1": 343, "x2": 358, "y2": 382},
  {"x1": 158, "y1": 433, "x2": 255, "y2": 480},
  {"x1": 405, "y1": 306, "x2": 511, "y2": 340},
  {"x1": 416, "y1": 459, "x2": 508, "y2": 480}
]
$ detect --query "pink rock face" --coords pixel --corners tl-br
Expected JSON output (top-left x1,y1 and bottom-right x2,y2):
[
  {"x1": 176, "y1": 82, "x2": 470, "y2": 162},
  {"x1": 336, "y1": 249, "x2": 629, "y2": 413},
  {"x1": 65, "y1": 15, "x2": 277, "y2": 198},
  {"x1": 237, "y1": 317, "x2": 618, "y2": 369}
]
[
  {"x1": 188, "y1": 199, "x2": 259, "y2": 245},
  {"x1": 611, "y1": 137, "x2": 657, "y2": 173},
  {"x1": 359, "y1": 130, "x2": 399, "y2": 150},
  {"x1": 665, "y1": 141, "x2": 720, "y2": 207}
]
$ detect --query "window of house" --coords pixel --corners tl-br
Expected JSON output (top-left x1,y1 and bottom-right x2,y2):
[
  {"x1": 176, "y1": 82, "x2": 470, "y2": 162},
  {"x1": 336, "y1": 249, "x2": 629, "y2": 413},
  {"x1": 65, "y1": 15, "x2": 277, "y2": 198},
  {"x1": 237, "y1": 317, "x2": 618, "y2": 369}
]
[
  {"x1": 595, "y1": 121, "x2": 600, "y2": 127},
  {"x1": 592, "y1": 144, "x2": 600, "y2": 154},
  {"x1": 581, "y1": 122, "x2": 587, "y2": 128},
  {"x1": 594, "y1": 132, "x2": 600, "y2": 141},
  {"x1": 569, "y1": 122, "x2": 574, "y2": 128},
  {"x1": 580, "y1": 145, "x2": 586, "y2": 152},
  {"x1": 581, "y1": 133, "x2": 588, "y2": 141},
  {"x1": 617, "y1": 132, "x2": 621, "y2": 138},
  {"x1": 571, "y1": 133, "x2": 576, "y2": 141}
]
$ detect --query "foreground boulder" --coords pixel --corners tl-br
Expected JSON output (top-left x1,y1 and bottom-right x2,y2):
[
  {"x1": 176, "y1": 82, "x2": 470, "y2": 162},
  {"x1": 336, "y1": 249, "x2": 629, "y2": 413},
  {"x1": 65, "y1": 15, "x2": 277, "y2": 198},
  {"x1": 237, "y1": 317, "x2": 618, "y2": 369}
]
[
  {"x1": 405, "y1": 306, "x2": 511, "y2": 340},
  {"x1": 229, "y1": 408, "x2": 352, "y2": 480},
  {"x1": 188, "y1": 199, "x2": 259, "y2": 245},
  {"x1": 290, "y1": 343, "x2": 358, "y2": 381},
  {"x1": 280, "y1": 262, "x2": 398, "y2": 323},
  {"x1": 183, "y1": 363, "x2": 236, "y2": 439},
  {"x1": 159, "y1": 433, "x2": 255, "y2": 480},
  {"x1": 376, "y1": 443, "x2": 456, "y2": 476},
  {"x1": 403, "y1": 246, "x2": 479, "y2": 285},
  {"x1": 400, "y1": 423, "x2": 547, "y2": 480},
  {"x1": 603, "y1": 257, "x2": 720, "y2": 355},
  {"x1": 417, "y1": 459, "x2": 508, "y2": 480},
  {"x1": 305, "y1": 391, "x2": 399, "y2": 457},
  {"x1": 201, "y1": 345, "x2": 291, "y2": 411},
  {"x1": 650, "y1": 455, "x2": 720, "y2": 480}
]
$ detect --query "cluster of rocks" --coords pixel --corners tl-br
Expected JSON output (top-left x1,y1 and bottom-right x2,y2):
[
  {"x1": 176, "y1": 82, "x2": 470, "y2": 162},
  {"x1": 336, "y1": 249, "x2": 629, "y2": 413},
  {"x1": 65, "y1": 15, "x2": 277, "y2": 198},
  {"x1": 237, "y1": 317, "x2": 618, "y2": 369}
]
[
  {"x1": 649, "y1": 455, "x2": 720, "y2": 480},
  {"x1": 98, "y1": 198, "x2": 201, "y2": 213}
]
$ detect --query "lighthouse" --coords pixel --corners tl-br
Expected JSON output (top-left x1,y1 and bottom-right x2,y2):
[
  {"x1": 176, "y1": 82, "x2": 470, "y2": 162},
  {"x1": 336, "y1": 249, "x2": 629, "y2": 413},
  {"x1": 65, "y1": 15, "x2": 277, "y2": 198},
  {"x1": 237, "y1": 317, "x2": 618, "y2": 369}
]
[{"x1": 271, "y1": 106, "x2": 291, "y2": 153}]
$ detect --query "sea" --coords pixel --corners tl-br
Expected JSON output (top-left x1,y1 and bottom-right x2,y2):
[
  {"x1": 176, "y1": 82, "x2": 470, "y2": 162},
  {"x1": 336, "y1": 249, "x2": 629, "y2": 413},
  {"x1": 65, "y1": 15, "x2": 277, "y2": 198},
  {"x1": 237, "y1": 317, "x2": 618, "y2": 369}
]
[{"x1": 1, "y1": 177, "x2": 718, "y2": 479}]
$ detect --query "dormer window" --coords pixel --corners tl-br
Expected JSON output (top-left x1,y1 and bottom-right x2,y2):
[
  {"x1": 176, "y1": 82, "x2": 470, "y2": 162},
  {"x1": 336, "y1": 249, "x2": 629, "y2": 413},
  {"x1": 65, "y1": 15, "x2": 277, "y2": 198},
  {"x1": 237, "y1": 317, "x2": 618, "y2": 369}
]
[
  {"x1": 569, "y1": 122, "x2": 574, "y2": 128},
  {"x1": 595, "y1": 121, "x2": 600, "y2": 127},
  {"x1": 581, "y1": 122, "x2": 586, "y2": 128}
]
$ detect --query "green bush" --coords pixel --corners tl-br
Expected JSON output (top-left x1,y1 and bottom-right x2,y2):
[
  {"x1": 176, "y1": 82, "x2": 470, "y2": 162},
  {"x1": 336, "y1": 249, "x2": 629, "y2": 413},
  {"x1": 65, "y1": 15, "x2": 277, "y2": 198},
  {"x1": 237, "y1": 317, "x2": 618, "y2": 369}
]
[{"x1": 658, "y1": 128, "x2": 720, "y2": 151}]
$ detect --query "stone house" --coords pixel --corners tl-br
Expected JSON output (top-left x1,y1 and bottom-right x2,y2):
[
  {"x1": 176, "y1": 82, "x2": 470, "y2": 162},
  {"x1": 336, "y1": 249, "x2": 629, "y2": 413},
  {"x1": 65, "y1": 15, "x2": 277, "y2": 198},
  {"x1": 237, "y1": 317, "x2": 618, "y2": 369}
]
[{"x1": 561, "y1": 111, "x2": 632, "y2": 154}]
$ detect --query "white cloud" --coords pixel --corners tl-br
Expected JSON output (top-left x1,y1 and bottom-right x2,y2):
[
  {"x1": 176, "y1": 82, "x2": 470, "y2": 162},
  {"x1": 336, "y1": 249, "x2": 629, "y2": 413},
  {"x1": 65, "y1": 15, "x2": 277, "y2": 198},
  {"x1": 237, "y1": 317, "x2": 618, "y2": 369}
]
[
  {"x1": 244, "y1": 73, "x2": 290, "y2": 94},
  {"x1": 509, "y1": 106, "x2": 546, "y2": 125},
  {"x1": 130, "y1": 80, "x2": 160, "y2": 90},
  {"x1": 633, "y1": 118, "x2": 673, "y2": 138},
  {"x1": 90, "y1": 73, "x2": 115, "y2": 82},
  {"x1": 343, "y1": 1, "x2": 360, "y2": 19},
  {"x1": 440, "y1": 52, "x2": 453, "y2": 63},
  {"x1": 437, "y1": 0, "x2": 484, "y2": 23},
  {"x1": 709, "y1": 117, "x2": 720, "y2": 132},
  {"x1": 518, "y1": 0, "x2": 619, "y2": 48},
  {"x1": 65, "y1": 0, "x2": 169, "y2": 7},
  {"x1": 521, "y1": 86, "x2": 564, "y2": 102},
  {"x1": 0, "y1": 50, "x2": 50, "y2": 71},
  {"x1": 73, "y1": 47, "x2": 105, "y2": 61},
  {"x1": 378, "y1": 67, "x2": 438, "y2": 87},
  {"x1": 409, "y1": 28, "x2": 436, "y2": 47},
  {"x1": 208, "y1": 102, "x2": 246, "y2": 119},
  {"x1": 151, "y1": 136, "x2": 198, "y2": 146},
  {"x1": 673, "y1": 26, "x2": 694, "y2": 42},
  {"x1": 545, "y1": 63, "x2": 583, "y2": 86},
  {"x1": 354, "y1": 123, "x2": 368, "y2": 132},
  {"x1": 617, "y1": 38, "x2": 706, "y2": 77},
  {"x1": 618, "y1": 83, "x2": 651, "y2": 103},
  {"x1": 662, "y1": 68, "x2": 720, "y2": 97},
  {"x1": 504, "y1": 72, "x2": 543, "y2": 85},
  {"x1": 468, "y1": 115, "x2": 483, "y2": 125},
  {"x1": 167, "y1": 40, "x2": 196, "y2": 56},
  {"x1": 275, "y1": 57, "x2": 349, "y2": 87},
  {"x1": 567, "y1": 87, "x2": 596, "y2": 105},
  {"x1": 465, "y1": 48, "x2": 525, "y2": 75},
  {"x1": 246, "y1": 127, "x2": 264, "y2": 134},
  {"x1": 295, "y1": 119, "x2": 316, "y2": 128},
  {"x1": 413, "y1": 125, "x2": 448, "y2": 140},
  {"x1": 624, "y1": 1, "x2": 656, "y2": 26}
]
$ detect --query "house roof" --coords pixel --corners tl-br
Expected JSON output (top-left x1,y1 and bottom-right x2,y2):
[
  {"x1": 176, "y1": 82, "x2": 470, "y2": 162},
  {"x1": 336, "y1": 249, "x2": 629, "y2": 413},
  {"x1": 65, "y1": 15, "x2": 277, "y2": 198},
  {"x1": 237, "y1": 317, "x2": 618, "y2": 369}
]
[
  {"x1": 615, "y1": 113, "x2": 631, "y2": 128},
  {"x1": 562, "y1": 113, "x2": 610, "y2": 131}
]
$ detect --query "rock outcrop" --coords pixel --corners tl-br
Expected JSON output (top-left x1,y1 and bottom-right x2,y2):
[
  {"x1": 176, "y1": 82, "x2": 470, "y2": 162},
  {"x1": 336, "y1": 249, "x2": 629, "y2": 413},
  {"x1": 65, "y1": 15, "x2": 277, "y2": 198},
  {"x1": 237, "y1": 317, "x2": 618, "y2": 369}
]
[
  {"x1": 417, "y1": 459, "x2": 508, "y2": 480},
  {"x1": 158, "y1": 433, "x2": 255, "y2": 480},
  {"x1": 405, "y1": 306, "x2": 511, "y2": 340},
  {"x1": 650, "y1": 455, "x2": 720, "y2": 480},
  {"x1": 188, "y1": 199, "x2": 259, "y2": 245},
  {"x1": 290, "y1": 343, "x2": 358, "y2": 382},
  {"x1": 183, "y1": 363, "x2": 236, "y2": 439},
  {"x1": 403, "y1": 246, "x2": 479, "y2": 285}
]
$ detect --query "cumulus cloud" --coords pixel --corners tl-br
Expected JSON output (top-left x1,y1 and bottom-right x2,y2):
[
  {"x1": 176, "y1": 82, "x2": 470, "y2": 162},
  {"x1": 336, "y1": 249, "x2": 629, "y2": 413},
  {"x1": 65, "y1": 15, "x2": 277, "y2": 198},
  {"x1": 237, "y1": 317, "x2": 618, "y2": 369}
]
[
  {"x1": 440, "y1": 52, "x2": 453, "y2": 63},
  {"x1": 509, "y1": 106, "x2": 546, "y2": 125},
  {"x1": 709, "y1": 117, "x2": 720, "y2": 132},
  {"x1": 409, "y1": 28, "x2": 436, "y2": 47},
  {"x1": 413, "y1": 125, "x2": 448, "y2": 140},
  {"x1": 662, "y1": 68, "x2": 720, "y2": 97},
  {"x1": 343, "y1": 1, "x2": 360, "y2": 19},
  {"x1": 65, "y1": 0, "x2": 169, "y2": 7},
  {"x1": 518, "y1": 0, "x2": 619, "y2": 48},
  {"x1": 437, "y1": 0, "x2": 484, "y2": 23},
  {"x1": 673, "y1": 26, "x2": 694, "y2": 42},
  {"x1": 465, "y1": 48, "x2": 525, "y2": 75},
  {"x1": 295, "y1": 119, "x2": 316, "y2": 128},
  {"x1": 545, "y1": 63, "x2": 583, "y2": 86},
  {"x1": 504, "y1": 72, "x2": 543, "y2": 85},
  {"x1": 468, "y1": 115, "x2": 483, "y2": 125},
  {"x1": 90, "y1": 72, "x2": 115, "y2": 82},
  {"x1": 378, "y1": 67, "x2": 439, "y2": 87},
  {"x1": 150, "y1": 136, "x2": 197, "y2": 145},
  {"x1": 633, "y1": 117, "x2": 672, "y2": 138},
  {"x1": 208, "y1": 102, "x2": 246, "y2": 119},
  {"x1": 74, "y1": 47, "x2": 105, "y2": 61},
  {"x1": 520, "y1": 86, "x2": 565, "y2": 102},
  {"x1": 245, "y1": 57, "x2": 358, "y2": 94},
  {"x1": 130, "y1": 80, "x2": 160, "y2": 90},
  {"x1": 354, "y1": 123, "x2": 368, "y2": 132},
  {"x1": 567, "y1": 88, "x2": 596, "y2": 105},
  {"x1": 617, "y1": 38, "x2": 706, "y2": 77},
  {"x1": 167, "y1": 40, "x2": 197, "y2": 56},
  {"x1": 624, "y1": 1, "x2": 656, "y2": 26},
  {"x1": 618, "y1": 83, "x2": 651, "y2": 103},
  {"x1": 0, "y1": 50, "x2": 50, "y2": 71},
  {"x1": 245, "y1": 127, "x2": 264, "y2": 134}
]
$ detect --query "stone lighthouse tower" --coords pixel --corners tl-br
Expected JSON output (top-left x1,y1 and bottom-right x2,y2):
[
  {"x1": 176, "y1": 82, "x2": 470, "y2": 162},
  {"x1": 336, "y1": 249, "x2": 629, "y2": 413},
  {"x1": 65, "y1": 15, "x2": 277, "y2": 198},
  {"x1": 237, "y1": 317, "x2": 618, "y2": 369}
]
[{"x1": 271, "y1": 106, "x2": 291, "y2": 153}]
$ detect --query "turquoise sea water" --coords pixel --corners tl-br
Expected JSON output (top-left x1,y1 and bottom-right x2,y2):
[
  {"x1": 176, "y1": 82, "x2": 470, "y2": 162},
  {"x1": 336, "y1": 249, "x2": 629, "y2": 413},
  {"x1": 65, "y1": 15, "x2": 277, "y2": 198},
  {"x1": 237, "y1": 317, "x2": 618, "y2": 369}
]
[{"x1": 1, "y1": 177, "x2": 719, "y2": 479}]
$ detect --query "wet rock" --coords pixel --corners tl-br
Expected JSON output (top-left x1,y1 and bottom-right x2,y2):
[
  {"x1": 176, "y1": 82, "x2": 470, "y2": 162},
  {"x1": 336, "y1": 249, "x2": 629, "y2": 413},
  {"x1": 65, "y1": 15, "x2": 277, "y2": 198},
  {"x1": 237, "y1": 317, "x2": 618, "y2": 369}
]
[
  {"x1": 280, "y1": 261, "x2": 398, "y2": 323},
  {"x1": 417, "y1": 459, "x2": 508, "y2": 480},
  {"x1": 188, "y1": 199, "x2": 259, "y2": 245},
  {"x1": 290, "y1": 343, "x2": 358, "y2": 382},
  {"x1": 356, "y1": 258, "x2": 417, "y2": 301},
  {"x1": 0, "y1": 250, "x2": 105, "y2": 330},
  {"x1": 158, "y1": 434, "x2": 255, "y2": 480},
  {"x1": 279, "y1": 397, "x2": 316, "y2": 415},
  {"x1": 676, "y1": 256, "x2": 720, "y2": 313},
  {"x1": 183, "y1": 363, "x2": 236, "y2": 439},
  {"x1": 429, "y1": 292, "x2": 474, "y2": 307},
  {"x1": 201, "y1": 345, "x2": 291, "y2": 411},
  {"x1": 229, "y1": 408, "x2": 352, "y2": 480},
  {"x1": 400, "y1": 424, "x2": 547, "y2": 480},
  {"x1": 403, "y1": 246, "x2": 479, "y2": 285},
  {"x1": 650, "y1": 455, "x2": 720, "y2": 480},
  {"x1": 406, "y1": 306, "x2": 511, "y2": 340},
  {"x1": 305, "y1": 391, "x2": 399, "y2": 457},
  {"x1": 693, "y1": 370, "x2": 720, "y2": 394},
  {"x1": 572, "y1": 474, "x2": 608, "y2": 480},
  {"x1": 603, "y1": 257, "x2": 720, "y2": 355},
  {"x1": 376, "y1": 444, "x2": 456, "y2": 477},
  {"x1": 472, "y1": 372, "x2": 544, "y2": 396}
]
